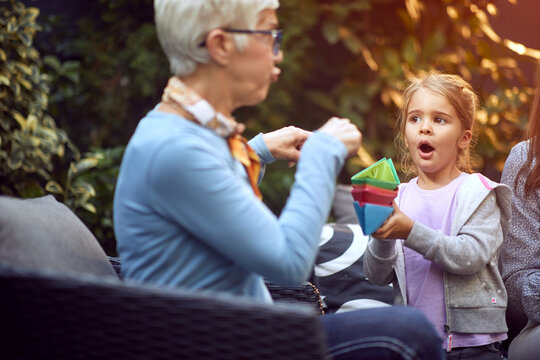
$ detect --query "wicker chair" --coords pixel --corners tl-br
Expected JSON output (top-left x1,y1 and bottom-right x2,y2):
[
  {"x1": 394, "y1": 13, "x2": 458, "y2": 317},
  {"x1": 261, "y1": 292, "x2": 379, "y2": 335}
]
[
  {"x1": 109, "y1": 256, "x2": 325, "y2": 315},
  {"x1": 0, "y1": 195, "x2": 329, "y2": 360}
]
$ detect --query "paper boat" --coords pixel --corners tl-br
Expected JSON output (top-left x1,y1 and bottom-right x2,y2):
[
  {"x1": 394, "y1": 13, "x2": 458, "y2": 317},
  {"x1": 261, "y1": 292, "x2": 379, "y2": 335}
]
[
  {"x1": 353, "y1": 202, "x2": 394, "y2": 236},
  {"x1": 351, "y1": 158, "x2": 400, "y2": 190},
  {"x1": 351, "y1": 185, "x2": 398, "y2": 206}
]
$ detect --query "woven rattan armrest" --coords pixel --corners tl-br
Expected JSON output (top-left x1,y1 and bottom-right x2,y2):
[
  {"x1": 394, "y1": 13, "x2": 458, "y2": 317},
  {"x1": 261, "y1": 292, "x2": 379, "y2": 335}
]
[
  {"x1": 108, "y1": 257, "x2": 325, "y2": 314},
  {"x1": 264, "y1": 279, "x2": 325, "y2": 314},
  {"x1": 0, "y1": 264, "x2": 328, "y2": 360}
]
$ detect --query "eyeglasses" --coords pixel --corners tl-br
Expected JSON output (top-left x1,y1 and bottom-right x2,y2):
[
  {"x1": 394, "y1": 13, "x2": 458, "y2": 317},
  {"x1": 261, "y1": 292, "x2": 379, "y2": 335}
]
[{"x1": 199, "y1": 28, "x2": 283, "y2": 55}]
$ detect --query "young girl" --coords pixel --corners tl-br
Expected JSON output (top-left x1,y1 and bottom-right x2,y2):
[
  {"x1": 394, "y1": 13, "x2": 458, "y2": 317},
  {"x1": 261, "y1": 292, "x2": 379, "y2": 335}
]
[{"x1": 363, "y1": 73, "x2": 512, "y2": 359}]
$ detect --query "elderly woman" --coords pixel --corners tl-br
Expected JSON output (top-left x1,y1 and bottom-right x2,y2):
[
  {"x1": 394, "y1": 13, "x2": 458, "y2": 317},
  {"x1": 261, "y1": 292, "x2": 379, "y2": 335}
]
[{"x1": 113, "y1": 1, "x2": 443, "y2": 359}]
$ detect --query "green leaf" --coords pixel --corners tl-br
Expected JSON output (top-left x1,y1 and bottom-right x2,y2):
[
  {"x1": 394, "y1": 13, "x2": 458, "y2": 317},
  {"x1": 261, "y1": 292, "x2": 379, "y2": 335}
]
[
  {"x1": 0, "y1": 74, "x2": 9, "y2": 86},
  {"x1": 0, "y1": 117, "x2": 10, "y2": 131},
  {"x1": 35, "y1": 91, "x2": 48, "y2": 108},
  {"x1": 20, "y1": 7, "x2": 40, "y2": 25},
  {"x1": 402, "y1": 36, "x2": 419, "y2": 66},
  {"x1": 67, "y1": 162, "x2": 77, "y2": 179},
  {"x1": 35, "y1": 126, "x2": 58, "y2": 141},
  {"x1": 15, "y1": 44, "x2": 28, "y2": 59},
  {"x1": 56, "y1": 144, "x2": 65, "y2": 157},
  {"x1": 341, "y1": 28, "x2": 363, "y2": 55},
  {"x1": 7, "y1": 150, "x2": 24, "y2": 170},
  {"x1": 11, "y1": 110, "x2": 27, "y2": 129},
  {"x1": 74, "y1": 157, "x2": 99, "y2": 173},
  {"x1": 321, "y1": 21, "x2": 340, "y2": 45},
  {"x1": 61, "y1": 60, "x2": 80, "y2": 73},
  {"x1": 14, "y1": 61, "x2": 32, "y2": 75},
  {"x1": 26, "y1": 114, "x2": 38, "y2": 131},
  {"x1": 81, "y1": 202, "x2": 97, "y2": 214},
  {"x1": 18, "y1": 77, "x2": 32, "y2": 90},
  {"x1": 7, "y1": 16, "x2": 17, "y2": 33},
  {"x1": 383, "y1": 49, "x2": 402, "y2": 74},
  {"x1": 9, "y1": 80, "x2": 20, "y2": 97},
  {"x1": 43, "y1": 55, "x2": 61, "y2": 70},
  {"x1": 13, "y1": 2, "x2": 25, "y2": 14},
  {"x1": 17, "y1": 31, "x2": 32, "y2": 47},
  {"x1": 45, "y1": 180, "x2": 64, "y2": 194},
  {"x1": 41, "y1": 115, "x2": 56, "y2": 128},
  {"x1": 422, "y1": 29, "x2": 446, "y2": 61},
  {"x1": 28, "y1": 48, "x2": 39, "y2": 59},
  {"x1": 74, "y1": 181, "x2": 97, "y2": 197},
  {"x1": 28, "y1": 135, "x2": 40, "y2": 147}
]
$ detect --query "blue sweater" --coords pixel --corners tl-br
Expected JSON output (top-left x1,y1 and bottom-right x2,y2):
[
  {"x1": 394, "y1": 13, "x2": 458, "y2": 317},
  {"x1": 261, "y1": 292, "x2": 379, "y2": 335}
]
[{"x1": 113, "y1": 109, "x2": 347, "y2": 303}]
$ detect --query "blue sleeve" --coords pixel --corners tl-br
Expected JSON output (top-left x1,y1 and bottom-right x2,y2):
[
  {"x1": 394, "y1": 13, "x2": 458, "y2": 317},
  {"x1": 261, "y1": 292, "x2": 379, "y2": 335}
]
[
  {"x1": 148, "y1": 131, "x2": 346, "y2": 285},
  {"x1": 248, "y1": 133, "x2": 274, "y2": 165}
]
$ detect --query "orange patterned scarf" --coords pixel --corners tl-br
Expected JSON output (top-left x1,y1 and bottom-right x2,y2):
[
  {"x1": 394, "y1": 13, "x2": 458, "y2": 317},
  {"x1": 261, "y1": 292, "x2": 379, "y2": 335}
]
[{"x1": 161, "y1": 76, "x2": 262, "y2": 199}]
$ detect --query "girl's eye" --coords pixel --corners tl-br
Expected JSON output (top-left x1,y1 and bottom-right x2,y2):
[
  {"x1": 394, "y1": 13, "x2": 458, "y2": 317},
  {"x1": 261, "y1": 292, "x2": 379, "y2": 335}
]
[
  {"x1": 409, "y1": 116, "x2": 421, "y2": 123},
  {"x1": 435, "y1": 117, "x2": 446, "y2": 124}
]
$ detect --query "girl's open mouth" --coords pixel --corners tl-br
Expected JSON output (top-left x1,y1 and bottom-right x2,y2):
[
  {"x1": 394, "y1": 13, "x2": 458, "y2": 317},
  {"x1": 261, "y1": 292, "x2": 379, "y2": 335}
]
[
  {"x1": 419, "y1": 143, "x2": 434, "y2": 153},
  {"x1": 418, "y1": 142, "x2": 434, "y2": 158}
]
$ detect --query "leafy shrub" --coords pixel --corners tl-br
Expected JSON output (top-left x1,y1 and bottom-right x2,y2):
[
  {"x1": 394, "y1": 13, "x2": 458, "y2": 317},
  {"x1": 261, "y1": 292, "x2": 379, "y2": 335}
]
[
  {"x1": 0, "y1": 0, "x2": 68, "y2": 197},
  {"x1": 0, "y1": 0, "x2": 99, "y2": 219},
  {"x1": 7, "y1": 0, "x2": 539, "y2": 253}
]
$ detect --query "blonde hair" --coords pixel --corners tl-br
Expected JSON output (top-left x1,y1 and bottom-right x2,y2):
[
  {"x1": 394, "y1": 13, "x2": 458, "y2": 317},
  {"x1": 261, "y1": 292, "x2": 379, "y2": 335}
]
[
  {"x1": 154, "y1": 0, "x2": 279, "y2": 76},
  {"x1": 396, "y1": 72, "x2": 479, "y2": 177}
]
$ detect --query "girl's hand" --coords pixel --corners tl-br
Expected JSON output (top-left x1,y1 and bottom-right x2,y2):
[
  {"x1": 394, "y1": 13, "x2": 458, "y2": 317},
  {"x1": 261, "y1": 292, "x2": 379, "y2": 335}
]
[{"x1": 373, "y1": 202, "x2": 414, "y2": 240}]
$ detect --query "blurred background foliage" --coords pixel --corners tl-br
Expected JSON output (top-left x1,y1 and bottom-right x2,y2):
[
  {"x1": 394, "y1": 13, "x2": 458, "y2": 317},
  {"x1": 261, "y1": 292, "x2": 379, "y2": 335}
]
[{"x1": 2, "y1": 0, "x2": 539, "y2": 254}]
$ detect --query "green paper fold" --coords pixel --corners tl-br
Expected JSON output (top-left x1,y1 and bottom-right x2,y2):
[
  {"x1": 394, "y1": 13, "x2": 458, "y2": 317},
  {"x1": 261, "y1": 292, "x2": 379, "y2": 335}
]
[{"x1": 350, "y1": 158, "x2": 400, "y2": 190}]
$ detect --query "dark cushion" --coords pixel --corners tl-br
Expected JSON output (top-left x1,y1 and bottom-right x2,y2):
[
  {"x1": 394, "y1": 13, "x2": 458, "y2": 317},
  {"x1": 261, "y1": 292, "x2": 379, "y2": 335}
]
[
  {"x1": 311, "y1": 223, "x2": 393, "y2": 313},
  {"x1": 0, "y1": 195, "x2": 118, "y2": 279}
]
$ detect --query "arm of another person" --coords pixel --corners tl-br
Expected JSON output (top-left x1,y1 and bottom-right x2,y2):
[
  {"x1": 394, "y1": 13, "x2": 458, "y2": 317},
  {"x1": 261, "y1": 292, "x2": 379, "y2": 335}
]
[
  {"x1": 500, "y1": 146, "x2": 540, "y2": 323},
  {"x1": 148, "y1": 130, "x2": 348, "y2": 286}
]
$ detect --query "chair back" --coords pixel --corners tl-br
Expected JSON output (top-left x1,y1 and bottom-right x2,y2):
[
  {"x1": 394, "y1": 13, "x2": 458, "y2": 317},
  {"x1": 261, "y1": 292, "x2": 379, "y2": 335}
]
[{"x1": 0, "y1": 265, "x2": 329, "y2": 360}]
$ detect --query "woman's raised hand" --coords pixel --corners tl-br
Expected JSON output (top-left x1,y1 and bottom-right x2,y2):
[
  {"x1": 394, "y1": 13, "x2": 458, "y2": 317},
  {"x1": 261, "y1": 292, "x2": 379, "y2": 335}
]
[
  {"x1": 318, "y1": 117, "x2": 362, "y2": 158},
  {"x1": 262, "y1": 126, "x2": 311, "y2": 162}
]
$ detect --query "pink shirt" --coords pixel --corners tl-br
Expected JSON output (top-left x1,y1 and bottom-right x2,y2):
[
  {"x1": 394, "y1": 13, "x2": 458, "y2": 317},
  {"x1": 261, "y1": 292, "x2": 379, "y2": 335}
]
[{"x1": 399, "y1": 173, "x2": 505, "y2": 349}]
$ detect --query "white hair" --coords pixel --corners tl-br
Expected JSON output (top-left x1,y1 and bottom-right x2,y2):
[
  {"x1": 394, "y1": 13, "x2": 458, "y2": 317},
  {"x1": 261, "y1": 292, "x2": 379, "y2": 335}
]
[{"x1": 154, "y1": 0, "x2": 279, "y2": 76}]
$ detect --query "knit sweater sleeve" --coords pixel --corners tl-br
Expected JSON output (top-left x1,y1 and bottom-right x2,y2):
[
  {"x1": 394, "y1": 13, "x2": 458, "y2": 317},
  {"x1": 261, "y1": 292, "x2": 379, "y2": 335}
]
[
  {"x1": 363, "y1": 237, "x2": 398, "y2": 286},
  {"x1": 405, "y1": 190, "x2": 504, "y2": 275},
  {"x1": 500, "y1": 141, "x2": 540, "y2": 322},
  {"x1": 362, "y1": 184, "x2": 406, "y2": 286}
]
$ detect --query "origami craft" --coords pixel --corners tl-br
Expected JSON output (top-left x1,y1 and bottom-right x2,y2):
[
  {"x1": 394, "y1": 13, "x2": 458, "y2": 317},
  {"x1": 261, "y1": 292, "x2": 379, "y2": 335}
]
[
  {"x1": 353, "y1": 202, "x2": 395, "y2": 236},
  {"x1": 350, "y1": 158, "x2": 400, "y2": 235},
  {"x1": 351, "y1": 185, "x2": 397, "y2": 207},
  {"x1": 351, "y1": 157, "x2": 399, "y2": 190}
]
